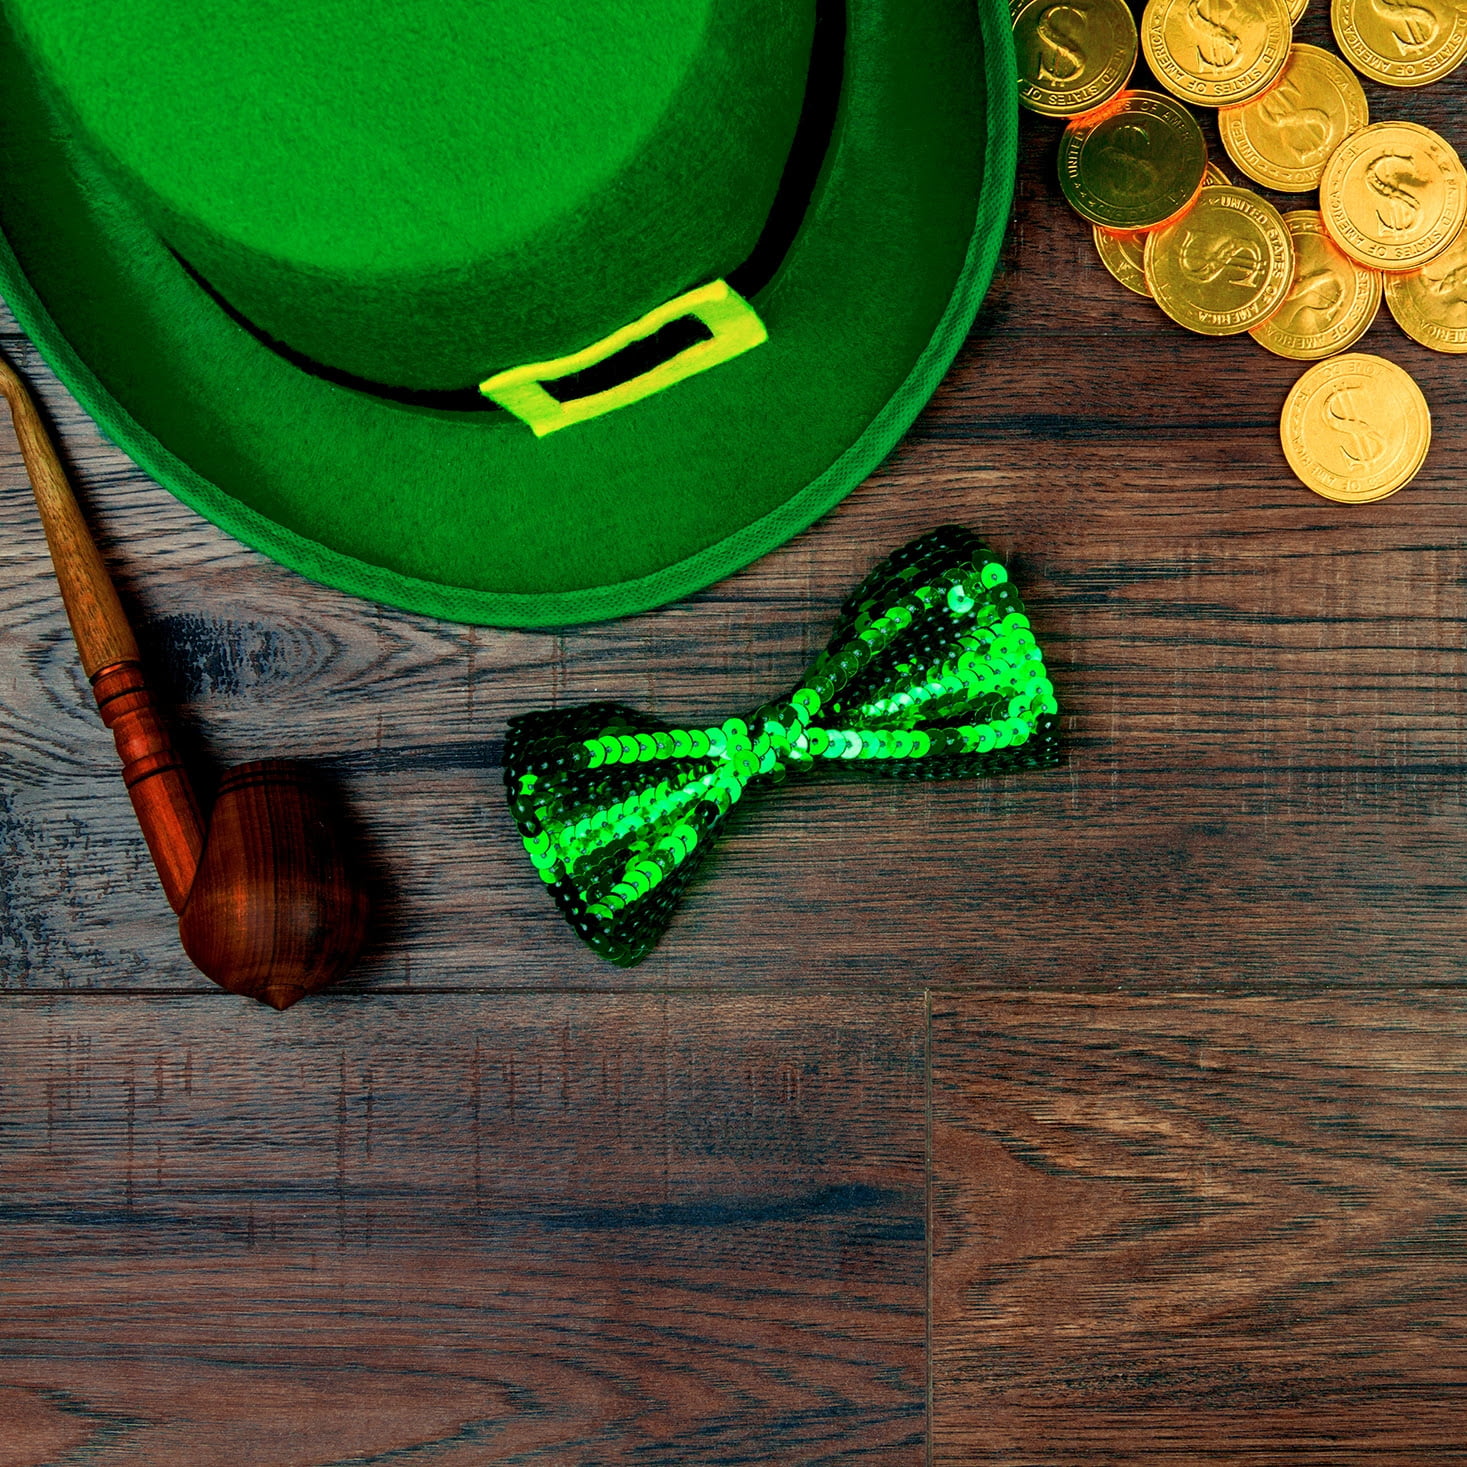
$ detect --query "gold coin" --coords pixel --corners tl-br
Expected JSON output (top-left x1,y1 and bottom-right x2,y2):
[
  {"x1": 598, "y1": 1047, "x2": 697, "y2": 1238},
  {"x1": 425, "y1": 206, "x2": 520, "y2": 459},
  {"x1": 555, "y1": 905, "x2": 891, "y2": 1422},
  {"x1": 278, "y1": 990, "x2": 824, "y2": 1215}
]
[
  {"x1": 1014, "y1": 0, "x2": 1138, "y2": 117},
  {"x1": 1281, "y1": 354, "x2": 1429, "y2": 502},
  {"x1": 1218, "y1": 45, "x2": 1368, "y2": 192},
  {"x1": 1320, "y1": 121, "x2": 1467, "y2": 270},
  {"x1": 1384, "y1": 217, "x2": 1467, "y2": 351},
  {"x1": 1144, "y1": 185, "x2": 1295, "y2": 334},
  {"x1": 1251, "y1": 211, "x2": 1382, "y2": 358},
  {"x1": 1092, "y1": 161, "x2": 1228, "y2": 292},
  {"x1": 1331, "y1": 0, "x2": 1467, "y2": 86},
  {"x1": 1289, "y1": 0, "x2": 1309, "y2": 20},
  {"x1": 1058, "y1": 90, "x2": 1209, "y2": 229},
  {"x1": 1140, "y1": 0, "x2": 1292, "y2": 106},
  {"x1": 1094, "y1": 226, "x2": 1152, "y2": 292}
]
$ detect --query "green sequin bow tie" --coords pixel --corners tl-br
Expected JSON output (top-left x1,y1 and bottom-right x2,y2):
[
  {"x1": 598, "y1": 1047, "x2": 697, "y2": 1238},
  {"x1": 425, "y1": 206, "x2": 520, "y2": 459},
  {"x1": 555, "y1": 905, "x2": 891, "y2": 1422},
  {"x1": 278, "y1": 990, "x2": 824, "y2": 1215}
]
[{"x1": 504, "y1": 526, "x2": 1061, "y2": 966}]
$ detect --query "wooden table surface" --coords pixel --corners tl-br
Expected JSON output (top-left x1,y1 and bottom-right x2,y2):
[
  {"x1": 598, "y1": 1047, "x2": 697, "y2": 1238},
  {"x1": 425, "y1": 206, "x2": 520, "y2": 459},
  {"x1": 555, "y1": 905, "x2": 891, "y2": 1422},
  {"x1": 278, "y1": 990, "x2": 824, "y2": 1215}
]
[{"x1": 4, "y1": 10, "x2": 1467, "y2": 1459}]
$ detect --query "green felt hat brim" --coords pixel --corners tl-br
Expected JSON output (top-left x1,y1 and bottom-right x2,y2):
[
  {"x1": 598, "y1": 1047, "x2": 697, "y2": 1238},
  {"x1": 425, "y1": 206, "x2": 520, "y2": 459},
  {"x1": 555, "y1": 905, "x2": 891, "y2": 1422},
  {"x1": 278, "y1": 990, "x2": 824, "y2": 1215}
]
[{"x1": 0, "y1": 2, "x2": 1017, "y2": 628}]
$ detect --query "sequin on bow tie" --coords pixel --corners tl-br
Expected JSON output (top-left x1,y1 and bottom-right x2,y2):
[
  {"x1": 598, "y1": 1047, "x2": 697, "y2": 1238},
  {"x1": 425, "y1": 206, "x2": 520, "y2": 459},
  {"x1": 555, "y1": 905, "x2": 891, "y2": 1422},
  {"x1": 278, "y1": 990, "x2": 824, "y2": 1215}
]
[{"x1": 504, "y1": 526, "x2": 1061, "y2": 965}]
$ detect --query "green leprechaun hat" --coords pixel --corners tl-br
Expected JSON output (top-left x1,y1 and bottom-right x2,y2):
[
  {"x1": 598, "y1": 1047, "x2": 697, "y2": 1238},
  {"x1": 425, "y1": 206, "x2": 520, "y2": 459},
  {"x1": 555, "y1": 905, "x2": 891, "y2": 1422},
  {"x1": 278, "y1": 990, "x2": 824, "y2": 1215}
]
[{"x1": 0, "y1": 0, "x2": 1017, "y2": 626}]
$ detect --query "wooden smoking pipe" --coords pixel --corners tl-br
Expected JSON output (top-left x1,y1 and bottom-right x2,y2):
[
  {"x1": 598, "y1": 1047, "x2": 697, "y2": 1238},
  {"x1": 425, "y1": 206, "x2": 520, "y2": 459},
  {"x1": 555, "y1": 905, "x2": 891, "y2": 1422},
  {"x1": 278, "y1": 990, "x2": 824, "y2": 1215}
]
[{"x1": 0, "y1": 354, "x2": 369, "y2": 1009}]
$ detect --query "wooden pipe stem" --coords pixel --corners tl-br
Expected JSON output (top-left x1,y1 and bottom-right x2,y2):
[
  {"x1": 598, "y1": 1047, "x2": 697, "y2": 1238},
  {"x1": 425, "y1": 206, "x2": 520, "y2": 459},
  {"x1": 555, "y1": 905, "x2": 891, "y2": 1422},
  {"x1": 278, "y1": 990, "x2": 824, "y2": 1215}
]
[
  {"x1": 90, "y1": 662, "x2": 205, "y2": 912},
  {"x1": 0, "y1": 355, "x2": 139, "y2": 675},
  {"x1": 0, "y1": 355, "x2": 205, "y2": 909}
]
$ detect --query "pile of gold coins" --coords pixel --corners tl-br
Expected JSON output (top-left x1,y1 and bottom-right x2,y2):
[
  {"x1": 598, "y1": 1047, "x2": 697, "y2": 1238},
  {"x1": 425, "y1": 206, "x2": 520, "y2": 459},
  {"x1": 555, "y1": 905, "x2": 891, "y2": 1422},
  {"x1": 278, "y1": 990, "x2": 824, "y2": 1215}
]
[{"x1": 1012, "y1": 0, "x2": 1467, "y2": 502}]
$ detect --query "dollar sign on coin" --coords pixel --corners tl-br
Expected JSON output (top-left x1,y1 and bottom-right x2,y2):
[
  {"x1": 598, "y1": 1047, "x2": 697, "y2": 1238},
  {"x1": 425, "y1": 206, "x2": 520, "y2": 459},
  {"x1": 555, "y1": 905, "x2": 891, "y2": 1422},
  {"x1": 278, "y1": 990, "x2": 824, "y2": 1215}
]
[
  {"x1": 1058, "y1": 90, "x2": 1208, "y2": 228},
  {"x1": 1321, "y1": 121, "x2": 1467, "y2": 268},
  {"x1": 1142, "y1": 0, "x2": 1292, "y2": 104},
  {"x1": 1324, "y1": 385, "x2": 1388, "y2": 466},
  {"x1": 1144, "y1": 185, "x2": 1295, "y2": 334},
  {"x1": 1191, "y1": 0, "x2": 1243, "y2": 69},
  {"x1": 1280, "y1": 353, "x2": 1431, "y2": 502},
  {"x1": 1104, "y1": 125, "x2": 1161, "y2": 191},
  {"x1": 1038, "y1": 4, "x2": 1086, "y2": 80},
  {"x1": 1015, "y1": 0, "x2": 1139, "y2": 115},
  {"x1": 1366, "y1": 152, "x2": 1428, "y2": 233},
  {"x1": 1372, "y1": 0, "x2": 1441, "y2": 50},
  {"x1": 1257, "y1": 82, "x2": 1331, "y2": 162}
]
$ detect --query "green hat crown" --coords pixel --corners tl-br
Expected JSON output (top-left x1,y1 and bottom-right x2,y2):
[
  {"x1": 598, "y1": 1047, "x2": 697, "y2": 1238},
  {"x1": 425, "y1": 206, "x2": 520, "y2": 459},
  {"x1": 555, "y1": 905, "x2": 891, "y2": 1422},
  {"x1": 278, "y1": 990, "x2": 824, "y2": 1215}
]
[
  {"x1": 9, "y1": 0, "x2": 817, "y2": 389},
  {"x1": 0, "y1": 0, "x2": 1017, "y2": 625}
]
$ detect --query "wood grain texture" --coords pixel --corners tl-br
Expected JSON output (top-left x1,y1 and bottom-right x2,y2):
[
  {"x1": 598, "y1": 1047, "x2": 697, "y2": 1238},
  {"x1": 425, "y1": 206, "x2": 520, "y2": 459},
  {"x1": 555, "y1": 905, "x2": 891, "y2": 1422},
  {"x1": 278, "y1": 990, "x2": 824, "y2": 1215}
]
[
  {"x1": 5, "y1": 19, "x2": 1467, "y2": 1457},
  {"x1": 6, "y1": 6, "x2": 1467, "y2": 987},
  {"x1": 931, "y1": 992, "x2": 1467, "y2": 1464},
  {"x1": 0, "y1": 993, "x2": 925, "y2": 1464}
]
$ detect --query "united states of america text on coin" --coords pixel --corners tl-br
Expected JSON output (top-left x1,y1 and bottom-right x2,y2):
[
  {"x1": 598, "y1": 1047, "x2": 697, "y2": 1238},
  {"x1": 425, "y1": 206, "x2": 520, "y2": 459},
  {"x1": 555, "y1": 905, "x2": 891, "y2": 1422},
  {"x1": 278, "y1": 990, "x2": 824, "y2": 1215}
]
[
  {"x1": 1320, "y1": 120, "x2": 1467, "y2": 270},
  {"x1": 1251, "y1": 211, "x2": 1381, "y2": 358},
  {"x1": 1059, "y1": 89, "x2": 1209, "y2": 229},
  {"x1": 1141, "y1": 0, "x2": 1292, "y2": 106},
  {"x1": 1331, "y1": 0, "x2": 1467, "y2": 87},
  {"x1": 1144, "y1": 185, "x2": 1295, "y2": 334},
  {"x1": 1218, "y1": 44, "x2": 1368, "y2": 191}
]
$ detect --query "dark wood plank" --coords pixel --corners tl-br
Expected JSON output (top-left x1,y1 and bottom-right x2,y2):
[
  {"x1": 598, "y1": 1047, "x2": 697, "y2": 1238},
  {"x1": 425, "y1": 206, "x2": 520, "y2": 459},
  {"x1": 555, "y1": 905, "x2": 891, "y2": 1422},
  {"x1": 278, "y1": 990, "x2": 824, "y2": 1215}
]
[
  {"x1": 930, "y1": 992, "x2": 1467, "y2": 1464},
  {"x1": 0, "y1": 992, "x2": 924, "y2": 1464},
  {"x1": 6, "y1": 404, "x2": 1467, "y2": 989}
]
